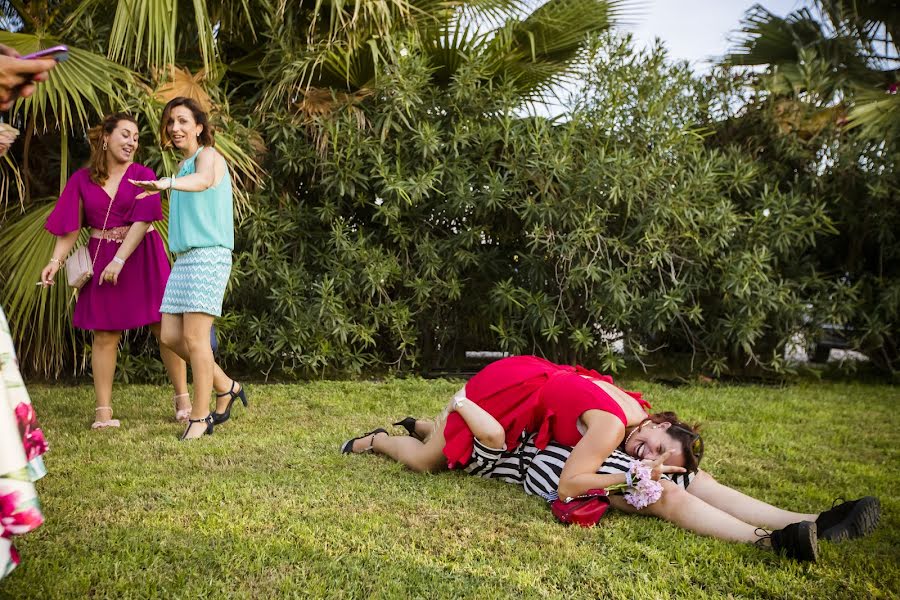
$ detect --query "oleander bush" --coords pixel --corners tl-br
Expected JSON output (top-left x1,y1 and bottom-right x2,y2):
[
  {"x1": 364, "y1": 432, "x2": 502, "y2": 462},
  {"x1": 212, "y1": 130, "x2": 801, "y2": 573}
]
[
  {"x1": 1, "y1": 0, "x2": 896, "y2": 380},
  {"x1": 218, "y1": 36, "x2": 845, "y2": 377}
]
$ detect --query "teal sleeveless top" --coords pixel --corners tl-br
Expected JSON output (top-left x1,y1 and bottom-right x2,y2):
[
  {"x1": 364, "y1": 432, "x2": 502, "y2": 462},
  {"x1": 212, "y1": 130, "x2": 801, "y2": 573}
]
[{"x1": 167, "y1": 147, "x2": 234, "y2": 254}]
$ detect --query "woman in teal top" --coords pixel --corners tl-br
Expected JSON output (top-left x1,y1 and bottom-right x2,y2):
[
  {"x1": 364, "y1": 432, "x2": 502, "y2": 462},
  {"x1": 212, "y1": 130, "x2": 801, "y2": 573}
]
[{"x1": 131, "y1": 97, "x2": 247, "y2": 441}]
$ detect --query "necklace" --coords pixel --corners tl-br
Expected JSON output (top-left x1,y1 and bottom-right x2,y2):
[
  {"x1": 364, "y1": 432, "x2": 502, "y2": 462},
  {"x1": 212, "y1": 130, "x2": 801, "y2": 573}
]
[{"x1": 623, "y1": 419, "x2": 650, "y2": 448}]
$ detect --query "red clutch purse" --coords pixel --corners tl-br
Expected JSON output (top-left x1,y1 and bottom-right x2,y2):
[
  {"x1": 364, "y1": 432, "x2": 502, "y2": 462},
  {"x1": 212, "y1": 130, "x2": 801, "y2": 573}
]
[{"x1": 550, "y1": 489, "x2": 610, "y2": 527}]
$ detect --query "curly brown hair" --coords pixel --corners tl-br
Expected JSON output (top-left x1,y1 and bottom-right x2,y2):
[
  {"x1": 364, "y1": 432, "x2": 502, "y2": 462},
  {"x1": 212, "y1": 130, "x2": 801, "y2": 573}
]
[{"x1": 87, "y1": 112, "x2": 138, "y2": 186}]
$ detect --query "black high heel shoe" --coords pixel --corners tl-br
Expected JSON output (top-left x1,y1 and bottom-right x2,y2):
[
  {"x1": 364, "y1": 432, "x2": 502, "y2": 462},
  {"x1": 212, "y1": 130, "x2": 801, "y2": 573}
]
[
  {"x1": 392, "y1": 416, "x2": 423, "y2": 441},
  {"x1": 211, "y1": 380, "x2": 248, "y2": 425},
  {"x1": 180, "y1": 414, "x2": 214, "y2": 441},
  {"x1": 341, "y1": 428, "x2": 388, "y2": 454}
]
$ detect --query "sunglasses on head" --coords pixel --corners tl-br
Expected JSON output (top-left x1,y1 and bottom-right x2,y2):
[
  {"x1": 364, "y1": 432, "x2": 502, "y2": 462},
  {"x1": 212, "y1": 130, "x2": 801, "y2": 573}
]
[{"x1": 669, "y1": 424, "x2": 704, "y2": 464}]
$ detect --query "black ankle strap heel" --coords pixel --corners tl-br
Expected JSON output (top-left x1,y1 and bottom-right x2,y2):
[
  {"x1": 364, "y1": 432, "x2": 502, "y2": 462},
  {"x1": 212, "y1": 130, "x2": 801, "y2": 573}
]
[
  {"x1": 180, "y1": 414, "x2": 214, "y2": 441},
  {"x1": 211, "y1": 380, "x2": 248, "y2": 425}
]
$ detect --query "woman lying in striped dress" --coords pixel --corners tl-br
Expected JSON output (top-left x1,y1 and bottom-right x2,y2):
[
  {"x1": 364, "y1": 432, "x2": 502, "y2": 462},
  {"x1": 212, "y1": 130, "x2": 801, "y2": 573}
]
[{"x1": 342, "y1": 358, "x2": 879, "y2": 563}]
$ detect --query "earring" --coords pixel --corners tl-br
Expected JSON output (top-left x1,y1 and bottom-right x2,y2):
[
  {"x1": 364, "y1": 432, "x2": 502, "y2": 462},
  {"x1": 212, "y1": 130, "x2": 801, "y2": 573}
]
[
  {"x1": 196, "y1": 133, "x2": 200, "y2": 138},
  {"x1": 102, "y1": 141, "x2": 108, "y2": 151}
]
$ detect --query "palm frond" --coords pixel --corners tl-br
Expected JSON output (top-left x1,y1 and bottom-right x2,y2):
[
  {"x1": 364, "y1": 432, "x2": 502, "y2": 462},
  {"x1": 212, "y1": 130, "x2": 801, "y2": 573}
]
[
  {"x1": 0, "y1": 202, "x2": 82, "y2": 376},
  {"x1": 305, "y1": 0, "x2": 413, "y2": 45},
  {"x1": 844, "y1": 86, "x2": 900, "y2": 139},
  {"x1": 483, "y1": 0, "x2": 624, "y2": 100},
  {"x1": 0, "y1": 31, "x2": 134, "y2": 135},
  {"x1": 725, "y1": 7, "x2": 821, "y2": 66},
  {"x1": 105, "y1": 0, "x2": 217, "y2": 72}
]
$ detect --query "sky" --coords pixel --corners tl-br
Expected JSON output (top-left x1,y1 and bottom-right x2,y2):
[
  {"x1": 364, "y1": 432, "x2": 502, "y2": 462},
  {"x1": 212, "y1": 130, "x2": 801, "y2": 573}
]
[
  {"x1": 626, "y1": 0, "x2": 810, "y2": 71},
  {"x1": 535, "y1": 0, "x2": 811, "y2": 115}
]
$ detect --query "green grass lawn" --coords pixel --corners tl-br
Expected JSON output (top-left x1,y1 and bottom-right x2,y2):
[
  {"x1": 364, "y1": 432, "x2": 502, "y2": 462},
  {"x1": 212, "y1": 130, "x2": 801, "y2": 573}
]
[{"x1": 2, "y1": 378, "x2": 899, "y2": 599}]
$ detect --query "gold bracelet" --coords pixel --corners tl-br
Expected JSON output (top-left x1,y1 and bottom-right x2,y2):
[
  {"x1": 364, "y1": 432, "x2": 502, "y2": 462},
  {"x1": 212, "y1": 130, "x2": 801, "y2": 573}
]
[{"x1": 49, "y1": 257, "x2": 62, "y2": 265}]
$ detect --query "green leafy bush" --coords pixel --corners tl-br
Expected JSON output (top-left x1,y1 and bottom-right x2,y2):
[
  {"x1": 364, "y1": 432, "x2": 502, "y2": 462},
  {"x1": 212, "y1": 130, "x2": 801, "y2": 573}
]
[{"x1": 220, "y1": 36, "x2": 846, "y2": 378}]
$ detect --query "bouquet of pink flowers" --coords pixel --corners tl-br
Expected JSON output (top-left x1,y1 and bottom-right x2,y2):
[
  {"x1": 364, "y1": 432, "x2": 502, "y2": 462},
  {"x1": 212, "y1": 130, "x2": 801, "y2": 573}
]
[{"x1": 605, "y1": 460, "x2": 664, "y2": 510}]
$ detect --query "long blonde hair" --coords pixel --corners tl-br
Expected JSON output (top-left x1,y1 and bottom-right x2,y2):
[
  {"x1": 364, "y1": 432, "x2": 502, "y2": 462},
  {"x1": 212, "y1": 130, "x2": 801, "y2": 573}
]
[{"x1": 87, "y1": 112, "x2": 138, "y2": 186}]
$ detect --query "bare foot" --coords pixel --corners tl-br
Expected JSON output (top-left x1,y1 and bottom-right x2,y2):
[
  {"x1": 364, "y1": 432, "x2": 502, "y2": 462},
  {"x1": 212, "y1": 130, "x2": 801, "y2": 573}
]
[{"x1": 174, "y1": 393, "x2": 191, "y2": 421}]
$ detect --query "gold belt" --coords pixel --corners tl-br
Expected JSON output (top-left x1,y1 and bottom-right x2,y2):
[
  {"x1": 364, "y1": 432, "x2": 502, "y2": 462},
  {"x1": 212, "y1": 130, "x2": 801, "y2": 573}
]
[{"x1": 90, "y1": 224, "x2": 155, "y2": 243}]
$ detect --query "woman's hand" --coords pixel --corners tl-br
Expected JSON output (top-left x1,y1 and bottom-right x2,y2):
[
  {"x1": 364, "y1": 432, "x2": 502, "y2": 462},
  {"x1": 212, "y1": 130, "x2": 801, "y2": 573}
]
[
  {"x1": 642, "y1": 450, "x2": 687, "y2": 481},
  {"x1": 129, "y1": 178, "x2": 170, "y2": 199},
  {"x1": 98, "y1": 260, "x2": 123, "y2": 286},
  {"x1": 0, "y1": 45, "x2": 55, "y2": 110},
  {"x1": 39, "y1": 260, "x2": 60, "y2": 287}
]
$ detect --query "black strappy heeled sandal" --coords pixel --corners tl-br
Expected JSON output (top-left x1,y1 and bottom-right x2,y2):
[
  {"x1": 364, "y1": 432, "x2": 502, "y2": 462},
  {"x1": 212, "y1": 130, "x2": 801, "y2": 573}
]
[
  {"x1": 211, "y1": 380, "x2": 248, "y2": 425},
  {"x1": 340, "y1": 428, "x2": 388, "y2": 454},
  {"x1": 392, "y1": 416, "x2": 423, "y2": 441},
  {"x1": 180, "y1": 414, "x2": 214, "y2": 441}
]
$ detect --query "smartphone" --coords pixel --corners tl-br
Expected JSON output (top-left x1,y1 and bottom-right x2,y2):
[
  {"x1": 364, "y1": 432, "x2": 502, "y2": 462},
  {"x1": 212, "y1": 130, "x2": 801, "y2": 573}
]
[{"x1": 20, "y1": 45, "x2": 69, "y2": 63}]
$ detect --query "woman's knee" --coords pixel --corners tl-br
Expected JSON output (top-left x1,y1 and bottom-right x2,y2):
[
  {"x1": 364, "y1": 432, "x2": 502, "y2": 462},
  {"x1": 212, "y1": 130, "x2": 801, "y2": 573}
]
[
  {"x1": 183, "y1": 331, "x2": 210, "y2": 354},
  {"x1": 644, "y1": 481, "x2": 690, "y2": 518},
  {"x1": 159, "y1": 327, "x2": 181, "y2": 349},
  {"x1": 92, "y1": 330, "x2": 121, "y2": 348}
]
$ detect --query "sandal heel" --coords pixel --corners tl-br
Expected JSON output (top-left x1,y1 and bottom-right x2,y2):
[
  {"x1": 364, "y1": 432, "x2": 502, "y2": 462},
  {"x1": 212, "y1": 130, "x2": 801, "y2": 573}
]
[{"x1": 211, "y1": 380, "x2": 247, "y2": 425}]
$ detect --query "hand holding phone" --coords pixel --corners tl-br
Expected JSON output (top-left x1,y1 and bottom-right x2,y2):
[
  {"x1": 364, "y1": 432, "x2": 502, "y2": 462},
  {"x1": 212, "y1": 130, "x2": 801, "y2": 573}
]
[
  {"x1": 0, "y1": 44, "x2": 59, "y2": 109},
  {"x1": 20, "y1": 45, "x2": 69, "y2": 63}
]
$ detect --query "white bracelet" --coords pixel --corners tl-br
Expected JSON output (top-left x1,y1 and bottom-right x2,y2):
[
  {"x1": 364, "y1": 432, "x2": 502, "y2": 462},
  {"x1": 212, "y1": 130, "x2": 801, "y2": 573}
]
[{"x1": 112, "y1": 257, "x2": 125, "y2": 266}]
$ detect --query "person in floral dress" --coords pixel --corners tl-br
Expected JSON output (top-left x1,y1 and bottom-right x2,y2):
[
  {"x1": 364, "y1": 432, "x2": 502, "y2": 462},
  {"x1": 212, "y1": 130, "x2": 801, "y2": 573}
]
[{"x1": 0, "y1": 306, "x2": 49, "y2": 579}]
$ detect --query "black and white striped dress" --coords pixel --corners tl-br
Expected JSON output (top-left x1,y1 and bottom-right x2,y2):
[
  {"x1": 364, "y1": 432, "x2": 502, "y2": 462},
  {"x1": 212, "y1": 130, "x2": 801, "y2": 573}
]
[{"x1": 463, "y1": 433, "x2": 693, "y2": 501}]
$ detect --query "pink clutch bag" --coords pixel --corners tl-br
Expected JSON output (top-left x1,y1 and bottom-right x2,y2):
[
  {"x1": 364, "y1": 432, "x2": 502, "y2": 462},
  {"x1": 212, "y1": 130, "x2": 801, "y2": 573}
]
[
  {"x1": 65, "y1": 246, "x2": 93, "y2": 289},
  {"x1": 64, "y1": 187, "x2": 117, "y2": 290}
]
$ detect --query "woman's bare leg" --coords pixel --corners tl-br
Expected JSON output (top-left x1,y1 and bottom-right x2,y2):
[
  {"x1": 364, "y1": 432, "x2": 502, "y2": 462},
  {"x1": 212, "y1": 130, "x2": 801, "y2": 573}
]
[
  {"x1": 160, "y1": 315, "x2": 237, "y2": 399},
  {"x1": 608, "y1": 480, "x2": 769, "y2": 544},
  {"x1": 687, "y1": 471, "x2": 817, "y2": 529},
  {"x1": 413, "y1": 419, "x2": 434, "y2": 439},
  {"x1": 150, "y1": 322, "x2": 189, "y2": 412},
  {"x1": 355, "y1": 389, "x2": 507, "y2": 471},
  {"x1": 355, "y1": 427, "x2": 448, "y2": 473},
  {"x1": 91, "y1": 330, "x2": 121, "y2": 422}
]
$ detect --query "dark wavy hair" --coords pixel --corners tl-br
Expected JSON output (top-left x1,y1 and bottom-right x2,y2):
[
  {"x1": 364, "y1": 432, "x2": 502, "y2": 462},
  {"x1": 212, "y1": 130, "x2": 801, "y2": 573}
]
[
  {"x1": 159, "y1": 97, "x2": 214, "y2": 148},
  {"x1": 88, "y1": 112, "x2": 138, "y2": 186},
  {"x1": 645, "y1": 411, "x2": 703, "y2": 473}
]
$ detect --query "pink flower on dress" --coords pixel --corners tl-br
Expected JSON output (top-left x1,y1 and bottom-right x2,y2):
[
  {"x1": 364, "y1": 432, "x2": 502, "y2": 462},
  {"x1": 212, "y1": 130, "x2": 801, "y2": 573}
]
[
  {"x1": 0, "y1": 491, "x2": 44, "y2": 536},
  {"x1": 22, "y1": 428, "x2": 48, "y2": 461},
  {"x1": 14, "y1": 403, "x2": 36, "y2": 428}
]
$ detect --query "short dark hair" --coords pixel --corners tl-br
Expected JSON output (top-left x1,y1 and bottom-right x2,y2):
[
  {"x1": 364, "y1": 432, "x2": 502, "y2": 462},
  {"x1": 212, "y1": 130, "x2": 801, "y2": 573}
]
[{"x1": 159, "y1": 97, "x2": 214, "y2": 148}]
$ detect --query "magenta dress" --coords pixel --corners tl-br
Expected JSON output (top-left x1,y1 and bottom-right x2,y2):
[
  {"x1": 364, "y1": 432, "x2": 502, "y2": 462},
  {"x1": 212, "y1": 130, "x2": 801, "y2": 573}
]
[{"x1": 45, "y1": 163, "x2": 172, "y2": 331}]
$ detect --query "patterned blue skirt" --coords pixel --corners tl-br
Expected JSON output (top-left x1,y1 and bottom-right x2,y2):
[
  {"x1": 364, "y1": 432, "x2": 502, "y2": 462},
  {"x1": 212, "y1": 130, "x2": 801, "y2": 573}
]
[{"x1": 160, "y1": 246, "x2": 232, "y2": 317}]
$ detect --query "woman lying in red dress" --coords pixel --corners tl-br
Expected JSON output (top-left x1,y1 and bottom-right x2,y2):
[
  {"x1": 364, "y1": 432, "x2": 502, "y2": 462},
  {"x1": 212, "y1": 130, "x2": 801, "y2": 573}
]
[{"x1": 342, "y1": 356, "x2": 880, "y2": 562}]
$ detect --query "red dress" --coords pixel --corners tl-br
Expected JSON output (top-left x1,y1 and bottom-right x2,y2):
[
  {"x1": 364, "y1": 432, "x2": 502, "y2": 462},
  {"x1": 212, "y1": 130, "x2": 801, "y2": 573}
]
[{"x1": 442, "y1": 356, "x2": 650, "y2": 468}]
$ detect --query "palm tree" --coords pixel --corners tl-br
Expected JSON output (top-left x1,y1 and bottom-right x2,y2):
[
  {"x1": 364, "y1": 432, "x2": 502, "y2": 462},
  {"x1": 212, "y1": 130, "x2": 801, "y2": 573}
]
[
  {"x1": 0, "y1": 0, "x2": 261, "y2": 375},
  {"x1": 1, "y1": 0, "x2": 632, "y2": 375},
  {"x1": 723, "y1": 0, "x2": 899, "y2": 139},
  {"x1": 258, "y1": 0, "x2": 635, "y2": 113}
]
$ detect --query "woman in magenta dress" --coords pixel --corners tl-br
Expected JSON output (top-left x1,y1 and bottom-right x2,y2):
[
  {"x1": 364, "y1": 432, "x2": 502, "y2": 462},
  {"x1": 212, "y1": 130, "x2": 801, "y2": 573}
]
[{"x1": 38, "y1": 112, "x2": 188, "y2": 428}]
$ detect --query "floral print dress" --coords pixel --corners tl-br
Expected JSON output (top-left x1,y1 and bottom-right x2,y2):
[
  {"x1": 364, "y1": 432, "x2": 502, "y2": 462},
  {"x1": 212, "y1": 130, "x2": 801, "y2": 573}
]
[{"x1": 0, "y1": 306, "x2": 48, "y2": 580}]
